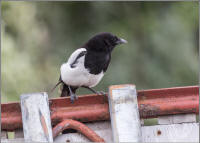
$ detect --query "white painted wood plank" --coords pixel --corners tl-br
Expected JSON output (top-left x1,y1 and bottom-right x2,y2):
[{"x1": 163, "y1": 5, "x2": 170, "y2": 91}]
[
  {"x1": 14, "y1": 129, "x2": 24, "y2": 138},
  {"x1": 54, "y1": 132, "x2": 90, "y2": 142},
  {"x1": 54, "y1": 121, "x2": 199, "y2": 142},
  {"x1": 158, "y1": 114, "x2": 196, "y2": 125},
  {"x1": 109, "y1": 85, "x2": 142, "y2": 142},
  {"x1": 1, "y1": 138, "x2": 25, "y2": 143},
  {"x1": 142, "y1": 123, "x2": 199, "y2": 142},
  {"x1": 1, "y1": 131, "x2": 8, "y2": 139},
  {"x1": 20, "y1": 92, "x2": 53, "y2": 142}
]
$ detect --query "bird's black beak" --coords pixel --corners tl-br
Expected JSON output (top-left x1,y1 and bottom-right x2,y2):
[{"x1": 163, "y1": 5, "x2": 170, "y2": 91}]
[{"x1": 116, "y1": 38, "x2": 128, "y2": 45}]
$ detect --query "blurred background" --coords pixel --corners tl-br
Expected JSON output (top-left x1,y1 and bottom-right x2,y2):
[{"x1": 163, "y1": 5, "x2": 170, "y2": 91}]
[{"x1": 1, "y1": 1, "x2": 199, "y2": 103}]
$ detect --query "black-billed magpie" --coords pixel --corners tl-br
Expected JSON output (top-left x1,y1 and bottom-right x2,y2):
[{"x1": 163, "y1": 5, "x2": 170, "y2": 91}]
[{"x1": 52, "y1": 32, "x2": 127, "y2": 103}]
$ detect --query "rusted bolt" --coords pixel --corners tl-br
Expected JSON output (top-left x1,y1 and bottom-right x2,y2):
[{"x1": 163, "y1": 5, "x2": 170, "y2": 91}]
[{"x1": 157, "y1": 130, "x2": 161, "y2": 135}]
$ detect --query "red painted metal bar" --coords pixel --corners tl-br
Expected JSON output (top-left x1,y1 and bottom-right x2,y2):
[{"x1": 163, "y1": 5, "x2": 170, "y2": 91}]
[
  {"x1": 137, "y1": 85, "x2": 199, "y2": 118},
  {"x1": 52, "y1": 119, "x2": 105, "y2": 142},
  {"x1": 1, "y1": 85, "x2": 199, "y2": 131}
]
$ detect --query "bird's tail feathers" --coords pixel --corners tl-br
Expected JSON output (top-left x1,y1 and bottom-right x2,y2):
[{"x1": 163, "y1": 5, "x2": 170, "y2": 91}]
[
  {"x1": 51, "y1": 81, "x2": 62, "y2": 92},
  {"x1": 61, "y1": 84, "x2": 70, "y2": 97}
]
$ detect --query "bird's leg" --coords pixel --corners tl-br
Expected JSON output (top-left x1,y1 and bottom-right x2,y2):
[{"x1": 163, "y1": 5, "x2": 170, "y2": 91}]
[
  {"x1": 68, "y1": 86, "x2": 77, "y2": 103},
  {"x1": 82, "y1": 86, "x2": 98, "y2": 94},
  {"x1": 97, "y1": 91, "x2": 106, "y2": 95},
  {"x1": 81, "y1": 86, "x2": 106, "y2": 95}
]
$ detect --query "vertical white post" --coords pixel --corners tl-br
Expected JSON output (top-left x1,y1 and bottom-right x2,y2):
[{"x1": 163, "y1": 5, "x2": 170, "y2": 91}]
[
  {"x1": 109, "y1": 84, "x2": 142, "y2": 142},
  {"x1": 20, "y1": 92, "x2": 53, "y2": 142}
]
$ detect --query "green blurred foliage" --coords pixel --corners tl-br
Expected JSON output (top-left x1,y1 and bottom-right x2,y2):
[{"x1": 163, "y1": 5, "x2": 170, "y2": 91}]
[{"x1": 1, "y1": 2, "x2": 198, "y2": 102}]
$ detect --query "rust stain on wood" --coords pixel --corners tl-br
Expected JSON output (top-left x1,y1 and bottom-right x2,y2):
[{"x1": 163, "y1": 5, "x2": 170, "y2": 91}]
[
  {"x1": 39, "y1": 109, "x2": 49, "y2": 141},
  {"x1": 157, "y1": 130, "x2": 161, "y2": 135}
]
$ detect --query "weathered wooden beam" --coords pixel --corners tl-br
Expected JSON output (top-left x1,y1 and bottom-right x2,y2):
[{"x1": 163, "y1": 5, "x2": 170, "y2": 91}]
[
  {"x1": 20, "y1": 92, "x2": 53, "y2": 142},
  {"x1": 109, "y1": 84, "x2": 142, "y2": 142},
  {"x1": 142, "y1": 123, "x2": 199, "y2": 142}
]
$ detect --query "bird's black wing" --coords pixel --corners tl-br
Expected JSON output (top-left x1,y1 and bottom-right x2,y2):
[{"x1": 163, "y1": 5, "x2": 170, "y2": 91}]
[
  {"x1": 85, "y1": 51, "x2": 111, "y2": 74},
  {"x1": 60, "y1": 83, "x2": 69, "y2": 97},
  {"x1": 102, "y1": 53, "x2": 111, "y2": 72},
  {"x1": 70, "y1": 51, "x2": 87, "y2": 68},
  {"x1": 61, "y1": 84, "x2": 78, "y2": 97}
]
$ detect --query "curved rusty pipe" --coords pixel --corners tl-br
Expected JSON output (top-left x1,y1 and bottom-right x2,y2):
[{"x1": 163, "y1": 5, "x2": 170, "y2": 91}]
[{"x1": 52, "y1": 119, "x2": 105, "y2": 142}]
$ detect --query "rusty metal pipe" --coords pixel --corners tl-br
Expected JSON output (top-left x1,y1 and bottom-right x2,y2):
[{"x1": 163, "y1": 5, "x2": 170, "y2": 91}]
[
  {"x1": 137, "y1": 85, "x2": 199, "y2": 118},
  {"x1": 1, "y1": 85, "x2": 199, "y2": 131},
  {"x1": 52, "y1": 119, "x2": 105, "y2": 142}
]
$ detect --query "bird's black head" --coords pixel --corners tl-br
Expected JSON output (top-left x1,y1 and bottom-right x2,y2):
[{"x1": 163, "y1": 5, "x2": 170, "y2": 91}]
[{"x1": 83, "y1": 32, "x2": 127, "y2": 52}]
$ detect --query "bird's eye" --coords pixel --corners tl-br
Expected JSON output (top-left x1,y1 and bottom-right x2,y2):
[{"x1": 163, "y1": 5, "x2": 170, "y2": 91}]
[{"x1": 114, "y1": 36, "x2": 118, "y2": 41}]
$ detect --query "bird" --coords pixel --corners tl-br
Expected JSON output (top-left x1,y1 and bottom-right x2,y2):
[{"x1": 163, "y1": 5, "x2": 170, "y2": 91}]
[{"x1": 52, "y1": 32, "x2": 127, "y2": 103}]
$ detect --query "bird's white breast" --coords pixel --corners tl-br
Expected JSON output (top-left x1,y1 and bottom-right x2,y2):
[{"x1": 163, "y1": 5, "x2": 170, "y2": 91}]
[{"x1": 60, "y1": 48, "x2": 104, "y2": 87}]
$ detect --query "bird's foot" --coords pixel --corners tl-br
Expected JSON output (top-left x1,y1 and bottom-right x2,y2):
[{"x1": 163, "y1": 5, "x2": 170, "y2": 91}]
[{"x1": 70, "y1": 93, "x2": 78, "y2": 103}]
